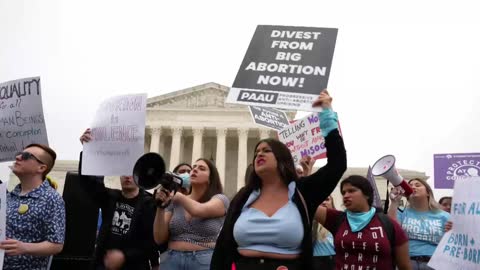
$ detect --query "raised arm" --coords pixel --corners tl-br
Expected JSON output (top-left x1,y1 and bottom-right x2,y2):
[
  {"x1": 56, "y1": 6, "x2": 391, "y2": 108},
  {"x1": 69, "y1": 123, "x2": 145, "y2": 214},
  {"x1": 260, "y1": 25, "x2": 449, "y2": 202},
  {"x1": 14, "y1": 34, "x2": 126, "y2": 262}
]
[
  {"x1": 297, "y1": 91, "x2": 347, "y2": 217},
  {"x1": 314, "y1": 205, "x2": 328, "y2": 225},
  {"x1": 388, "y1": 187, "x2": 404, "y2": 222},
  {"x1": 78, "y1": 128, "x2": 109, "y2": 207},
  {"x1": 78, "y1": 152, "x2": 108, "y2": 207}
]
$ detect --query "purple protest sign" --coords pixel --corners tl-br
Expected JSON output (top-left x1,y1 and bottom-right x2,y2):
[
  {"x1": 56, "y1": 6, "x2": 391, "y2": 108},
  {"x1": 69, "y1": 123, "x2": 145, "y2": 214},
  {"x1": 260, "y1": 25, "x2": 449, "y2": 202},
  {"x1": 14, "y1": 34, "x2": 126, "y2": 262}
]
[{"x1": 433, "y1": 153, "x2": 480, "y2": 189}]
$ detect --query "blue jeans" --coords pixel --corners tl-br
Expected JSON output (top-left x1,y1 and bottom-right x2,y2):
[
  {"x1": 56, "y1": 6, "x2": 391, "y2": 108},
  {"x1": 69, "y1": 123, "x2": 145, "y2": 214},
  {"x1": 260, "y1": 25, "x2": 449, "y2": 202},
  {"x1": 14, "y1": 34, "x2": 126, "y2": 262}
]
[
  {"x1": 410, "y1": 259, "x2": 434, "y2": 270},
  {"x1": 160, "y1": 249, "x2": 213, "y2": 270}
]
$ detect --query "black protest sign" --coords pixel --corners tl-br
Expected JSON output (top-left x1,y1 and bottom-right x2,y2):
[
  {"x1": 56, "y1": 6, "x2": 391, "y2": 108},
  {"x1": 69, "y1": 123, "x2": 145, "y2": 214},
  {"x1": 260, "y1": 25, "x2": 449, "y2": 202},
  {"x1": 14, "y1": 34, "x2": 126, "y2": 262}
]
[
  {"x1": 226, "y1": 25, "x2": 337, "y2": 111},
  {"x1": 0, "y1": 77, "x2": 49, "y2": 162},
  {"x1": 249, "y1": 106, "x2": 290, "y2": 131}
]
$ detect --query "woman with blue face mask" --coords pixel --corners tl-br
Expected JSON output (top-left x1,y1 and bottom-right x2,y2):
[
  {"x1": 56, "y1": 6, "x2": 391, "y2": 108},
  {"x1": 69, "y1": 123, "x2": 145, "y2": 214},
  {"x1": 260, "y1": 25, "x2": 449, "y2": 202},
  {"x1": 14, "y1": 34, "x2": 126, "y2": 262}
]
[{"x1": 173, "y1": 163, "x2": 192, "y2": 194}]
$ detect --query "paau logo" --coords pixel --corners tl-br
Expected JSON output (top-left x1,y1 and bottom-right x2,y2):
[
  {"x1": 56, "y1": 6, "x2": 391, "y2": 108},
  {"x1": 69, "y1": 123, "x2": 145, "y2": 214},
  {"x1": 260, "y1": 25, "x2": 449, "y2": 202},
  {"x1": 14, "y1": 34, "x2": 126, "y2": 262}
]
[{"x1": 237, "y1": 90, "x2": 278, "y2": 104}]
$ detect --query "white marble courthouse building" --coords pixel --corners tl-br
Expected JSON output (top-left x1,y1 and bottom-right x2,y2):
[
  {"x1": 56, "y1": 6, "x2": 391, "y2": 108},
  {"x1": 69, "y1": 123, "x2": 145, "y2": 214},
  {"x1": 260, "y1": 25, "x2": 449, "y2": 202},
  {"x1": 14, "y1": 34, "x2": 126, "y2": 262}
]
[
  {"x1": 144, "y1": 82, "x2": 282, "y2": 196},
  {"x1": 9, "y1": 82, "x2": 426, "y2": 206}
]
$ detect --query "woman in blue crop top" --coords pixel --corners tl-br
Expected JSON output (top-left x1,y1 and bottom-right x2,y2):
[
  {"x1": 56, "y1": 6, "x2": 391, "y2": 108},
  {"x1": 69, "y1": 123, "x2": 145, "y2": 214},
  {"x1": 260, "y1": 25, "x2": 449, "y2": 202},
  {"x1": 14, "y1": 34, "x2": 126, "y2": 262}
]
[
  {"x1": 153, "y1": 158, "x2": 230, "y2": 270},
  {"x1": 211, "y1": 90, "x2": 347, "y2": 270}
]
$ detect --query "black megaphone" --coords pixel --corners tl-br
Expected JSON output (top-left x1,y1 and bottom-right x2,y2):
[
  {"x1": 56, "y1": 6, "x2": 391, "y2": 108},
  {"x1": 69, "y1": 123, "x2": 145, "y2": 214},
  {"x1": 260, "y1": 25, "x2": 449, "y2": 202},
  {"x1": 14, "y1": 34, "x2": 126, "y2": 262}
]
[{"x1": 132, "y1": 153, "x2": 183, "y2": 193}]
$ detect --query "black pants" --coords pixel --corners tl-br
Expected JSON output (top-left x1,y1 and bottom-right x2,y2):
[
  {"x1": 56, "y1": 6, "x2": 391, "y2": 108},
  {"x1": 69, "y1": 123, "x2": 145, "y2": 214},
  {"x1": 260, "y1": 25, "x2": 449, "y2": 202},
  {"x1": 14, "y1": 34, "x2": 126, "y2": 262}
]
[
  {"x1": 235, "y1": 256, "x2": 303, "y2": 270},
  {"x1": 312, "y1": 255, "x2": 335, "y2": 270}
]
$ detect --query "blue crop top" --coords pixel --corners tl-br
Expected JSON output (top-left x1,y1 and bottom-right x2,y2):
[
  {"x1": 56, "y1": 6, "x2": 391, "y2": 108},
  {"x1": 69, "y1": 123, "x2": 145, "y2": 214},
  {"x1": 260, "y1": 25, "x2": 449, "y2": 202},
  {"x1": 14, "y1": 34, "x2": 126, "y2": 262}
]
[{"x1": 233, "y1": 181, "x2": 304, "y2": 255}]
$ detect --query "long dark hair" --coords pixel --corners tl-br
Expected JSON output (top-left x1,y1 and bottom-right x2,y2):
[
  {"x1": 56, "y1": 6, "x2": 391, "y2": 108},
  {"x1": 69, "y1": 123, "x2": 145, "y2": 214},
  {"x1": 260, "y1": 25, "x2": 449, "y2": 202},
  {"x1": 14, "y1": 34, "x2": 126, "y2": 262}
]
[
  {"x1": 244, "y1": 163, "x2": 254, "y2": 187},
  {"x1": 195, "y1": 158, "x2": 223, "y2": 203},
  {"x1": 246, "y1": 138, "x2": 298, "y2": 190},
  {"x1": 340, "y1": 175, "x2": 374, "y2": 207}
]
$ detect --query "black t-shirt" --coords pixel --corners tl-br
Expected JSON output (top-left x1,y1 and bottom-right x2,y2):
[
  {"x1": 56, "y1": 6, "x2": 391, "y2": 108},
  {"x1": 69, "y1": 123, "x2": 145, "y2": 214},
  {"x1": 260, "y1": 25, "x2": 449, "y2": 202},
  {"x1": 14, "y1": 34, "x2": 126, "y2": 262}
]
[{"x1": 107, "y1": 195, "x2": 139, "y2": 249}]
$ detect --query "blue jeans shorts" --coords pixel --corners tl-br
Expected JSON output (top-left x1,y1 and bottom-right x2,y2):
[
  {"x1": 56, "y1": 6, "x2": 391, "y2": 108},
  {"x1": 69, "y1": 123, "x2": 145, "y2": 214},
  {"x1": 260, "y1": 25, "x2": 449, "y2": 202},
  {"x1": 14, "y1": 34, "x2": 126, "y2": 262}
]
[{"x1": 160, "y1": 249, "x2": 213, "y2": 270}]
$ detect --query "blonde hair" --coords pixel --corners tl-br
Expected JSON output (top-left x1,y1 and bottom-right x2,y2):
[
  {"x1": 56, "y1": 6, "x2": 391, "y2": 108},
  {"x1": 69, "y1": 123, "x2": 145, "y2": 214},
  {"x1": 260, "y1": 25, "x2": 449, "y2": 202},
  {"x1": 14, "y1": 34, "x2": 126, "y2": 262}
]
[
  {"x1": 313, "y1": 196, "x2": 335, "y2": 241},
  {"x1": 408, "y1": 178, "x2": 442, "y2": 212},
  {"x1": 45, "y1": 175, "x2": 58, "y2": 190}
]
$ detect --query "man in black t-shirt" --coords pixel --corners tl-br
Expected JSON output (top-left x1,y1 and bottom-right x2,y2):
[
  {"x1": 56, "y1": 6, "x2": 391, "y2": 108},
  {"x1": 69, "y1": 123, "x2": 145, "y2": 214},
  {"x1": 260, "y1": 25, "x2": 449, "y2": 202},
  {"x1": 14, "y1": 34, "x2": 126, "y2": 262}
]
[
  {"x1": 81, "y1": 174, "x2": 159, "y2": 270},
  {"x1": 79, "y1": 129, "x2": 160, "y2": 270}
]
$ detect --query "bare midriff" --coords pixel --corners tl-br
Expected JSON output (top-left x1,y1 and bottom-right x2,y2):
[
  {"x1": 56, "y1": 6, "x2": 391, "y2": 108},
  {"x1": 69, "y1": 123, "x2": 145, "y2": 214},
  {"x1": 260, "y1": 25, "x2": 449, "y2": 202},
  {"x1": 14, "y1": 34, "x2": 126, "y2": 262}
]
[
  {"x1": 239, "y1": 249, "x2": 300, "y2": 259},
  {"x1": 168, "y1": 241, "x2": 216, "y2": 251}
]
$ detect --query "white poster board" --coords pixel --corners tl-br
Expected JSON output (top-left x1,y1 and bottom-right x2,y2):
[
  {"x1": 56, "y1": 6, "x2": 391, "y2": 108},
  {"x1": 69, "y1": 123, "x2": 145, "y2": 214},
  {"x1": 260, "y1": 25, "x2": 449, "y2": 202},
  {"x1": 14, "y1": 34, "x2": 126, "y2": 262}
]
[
  {"x1": 277, "y1": 113, "x2": 326, "y2": 164},
  {"x1": 0, "y1": 182, "x2": 6, "y2": 268},
  {"x1": 81, "y1": 94, "x2": 147, "y2": 176},
  {"x1": 428, "y1": 177, "x2": 480, "y2": 270},
  {"x1": 0, "y1": 77, "x2": 49, "y2": 161}
]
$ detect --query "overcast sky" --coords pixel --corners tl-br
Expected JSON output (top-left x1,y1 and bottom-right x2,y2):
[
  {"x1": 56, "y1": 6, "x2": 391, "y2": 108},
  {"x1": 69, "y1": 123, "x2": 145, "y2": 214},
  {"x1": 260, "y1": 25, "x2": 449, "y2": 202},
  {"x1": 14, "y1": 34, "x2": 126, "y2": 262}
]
[{"x1": 1, "y1": 0, "x2": 479, "y2": 197}]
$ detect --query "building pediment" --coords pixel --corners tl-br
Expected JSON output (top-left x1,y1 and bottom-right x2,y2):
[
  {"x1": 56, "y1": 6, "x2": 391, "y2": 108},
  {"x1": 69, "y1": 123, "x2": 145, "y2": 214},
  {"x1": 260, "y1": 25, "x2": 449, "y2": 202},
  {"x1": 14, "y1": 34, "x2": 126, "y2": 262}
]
[{"x1": 147, "y1": 82, "x2": 244, "y2": 110}]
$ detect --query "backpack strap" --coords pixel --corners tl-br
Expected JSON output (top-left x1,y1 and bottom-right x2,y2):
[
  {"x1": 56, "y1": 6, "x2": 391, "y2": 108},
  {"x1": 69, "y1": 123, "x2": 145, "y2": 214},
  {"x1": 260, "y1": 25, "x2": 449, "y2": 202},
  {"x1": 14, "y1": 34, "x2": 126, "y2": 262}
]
[
  {"x1": 376, "y1": 213, "x2": 396, "y2": 247},
  {"x1": 376, "y1": 212, "x2": 396, "y2": 270},
  {"x1": 296, "y1": 188, "x2": 310, "y2": 226}
]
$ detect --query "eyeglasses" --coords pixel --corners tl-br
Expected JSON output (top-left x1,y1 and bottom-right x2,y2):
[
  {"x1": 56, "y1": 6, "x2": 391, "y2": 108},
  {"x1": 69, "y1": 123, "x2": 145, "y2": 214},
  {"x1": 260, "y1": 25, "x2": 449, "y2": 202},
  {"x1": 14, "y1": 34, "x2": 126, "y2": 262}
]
[{"x1": 16, "y1": 152, "x2": 45, "y2": 165}]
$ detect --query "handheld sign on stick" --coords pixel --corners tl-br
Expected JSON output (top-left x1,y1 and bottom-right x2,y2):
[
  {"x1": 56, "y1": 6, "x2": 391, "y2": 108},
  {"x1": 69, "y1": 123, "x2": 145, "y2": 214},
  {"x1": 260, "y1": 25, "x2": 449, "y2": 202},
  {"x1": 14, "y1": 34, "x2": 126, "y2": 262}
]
[{"x1": 371, "y1": 155, "x2": 414, "y2": 197}]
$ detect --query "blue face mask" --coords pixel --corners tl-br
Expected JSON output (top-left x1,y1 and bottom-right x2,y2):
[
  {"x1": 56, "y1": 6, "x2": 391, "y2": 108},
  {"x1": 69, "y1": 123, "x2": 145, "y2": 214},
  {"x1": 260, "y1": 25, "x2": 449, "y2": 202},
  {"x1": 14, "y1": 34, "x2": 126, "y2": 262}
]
[{"x1": 179, "y1": 173, "x2": 190, "y2": 190}]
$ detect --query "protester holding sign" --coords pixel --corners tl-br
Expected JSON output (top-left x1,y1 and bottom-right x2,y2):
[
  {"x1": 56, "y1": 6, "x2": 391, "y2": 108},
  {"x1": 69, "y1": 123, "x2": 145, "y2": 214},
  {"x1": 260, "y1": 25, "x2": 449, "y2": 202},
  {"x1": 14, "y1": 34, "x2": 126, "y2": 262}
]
[
  {"x1": 0, "y1": 144, "x2": 65, "y2": 270},
  {"x1": 316, "y1": 175, "x2": 411, "y2": 270},
  {"x1": 428, "y1": 177, "x2": 480, "y2": 270},
  {"x1": 388, "y1": 178, "x2": 450, "y2": 270},
  {"x1": 153, "y1": 158, "x2": 229, "y2": 270},
  {"x1": 211, "y1": 90, "x2": 346, "y2": 270},
  {"x1": 80, "y1": 129, "x2": 160, "y2": 270}
]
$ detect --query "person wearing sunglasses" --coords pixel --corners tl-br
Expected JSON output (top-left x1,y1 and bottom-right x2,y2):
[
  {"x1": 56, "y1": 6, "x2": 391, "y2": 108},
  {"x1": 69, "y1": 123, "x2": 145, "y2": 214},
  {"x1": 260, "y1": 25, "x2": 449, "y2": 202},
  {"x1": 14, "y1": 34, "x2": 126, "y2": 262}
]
[{"x1": 0, "y1": 144, "x2": 65, "y2": 270}]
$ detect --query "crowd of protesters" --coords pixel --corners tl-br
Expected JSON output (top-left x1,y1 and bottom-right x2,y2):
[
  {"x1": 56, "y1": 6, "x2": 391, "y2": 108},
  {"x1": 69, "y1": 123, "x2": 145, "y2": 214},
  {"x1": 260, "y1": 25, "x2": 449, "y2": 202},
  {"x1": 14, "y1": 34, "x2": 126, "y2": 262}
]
[{"x1": 0, "y1": 90, "x2": 454, "y2": 270}]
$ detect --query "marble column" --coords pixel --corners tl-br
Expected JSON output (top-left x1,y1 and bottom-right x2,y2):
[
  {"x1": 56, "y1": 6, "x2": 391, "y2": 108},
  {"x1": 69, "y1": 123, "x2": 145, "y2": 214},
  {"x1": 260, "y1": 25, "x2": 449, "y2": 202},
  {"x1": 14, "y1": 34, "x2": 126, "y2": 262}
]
[
  {"x1": 149, "y1": 128, "x2": 161, "y2": 153},
  {"x1": 215, "y1": 128, "x2": 227, "y2": 187},
  {"x1": 169, "y1": 127, "x2": 183, "y2": 171},
  {"x1": 191, "y1": 127, "x2": 204, "y2": 164},
  {"x1": 236, "y1": 128, "x2": 249, "y2": 191}
]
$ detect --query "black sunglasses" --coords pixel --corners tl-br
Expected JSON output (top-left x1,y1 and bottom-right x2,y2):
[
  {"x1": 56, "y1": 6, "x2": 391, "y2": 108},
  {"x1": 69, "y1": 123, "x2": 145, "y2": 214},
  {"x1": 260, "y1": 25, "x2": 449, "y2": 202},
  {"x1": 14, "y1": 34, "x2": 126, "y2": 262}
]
[{"x1": 16, "y1": 152, "x2": 45, "y2": 165}]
